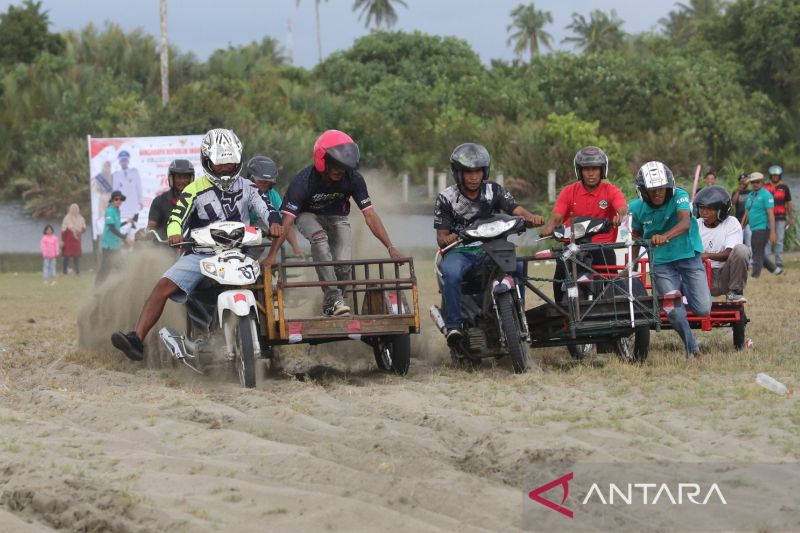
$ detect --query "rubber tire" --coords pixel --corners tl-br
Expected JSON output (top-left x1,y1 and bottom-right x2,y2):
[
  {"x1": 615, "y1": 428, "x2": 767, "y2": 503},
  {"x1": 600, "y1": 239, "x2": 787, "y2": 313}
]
[
  {"x1": 615, "y1": 326, "x2": 650, "y2": 362},
  {"x1": 373, "y1": 335, "x2": 411, "y2": 375},
  {"x1": 733, "y1": 309, "x2": 747, "y2": 350},
  {"x1": 568, "y1": 343, "x2": 594, "y2": 360},
  {"x1": 234, "y1": 315, "x2": 256, "y2": 388},
  {"x1": 496, "y1": 292, "x2": 528, "y2": 374}
]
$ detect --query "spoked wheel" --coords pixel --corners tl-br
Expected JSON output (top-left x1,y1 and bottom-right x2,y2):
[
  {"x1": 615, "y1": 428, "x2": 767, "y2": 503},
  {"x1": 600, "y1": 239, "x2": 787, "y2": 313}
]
[
  {"x1": 733, "y1": 308, "x2": 747, "y2": 350},
  {"x1": 568, "y1": 343, "x2": 594, "y2": 360},
  {"x1": 615, "y1": 326, "x2": 650, "y2": 362},
  {"x1": 496, "y1": 292, "x2": 528, "y2": 373},
  {"x1": 231, "y1": 314, "x2": 257, "y2": 388},
  {"x1": 372, "y1": 334, "x2": 411, "y2": 376}
]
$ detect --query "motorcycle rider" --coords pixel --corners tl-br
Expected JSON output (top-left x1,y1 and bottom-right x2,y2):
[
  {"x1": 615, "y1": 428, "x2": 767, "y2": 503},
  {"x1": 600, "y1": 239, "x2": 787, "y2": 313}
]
[
  {"x1": 147, "y1": 158, "x2": 195, "y2": 241},
  {"x1": 263, "y1": 130, "x2": 403, "y2": 317},
  {"x1": 539, "y1": 146, "x2": 627, "y2": 302},
  {"x1": 629, "y1": 161, "x2": 711, "y2": 360},
  {"x1": 245, "y1": 156, "x2": 305, "y2": 258},
  {"x1": 111, "y1": 128, "x2": 283, "y2": 362},
  {"x1": 434, "y1": 142, "x2": 544, "y2": 347}
]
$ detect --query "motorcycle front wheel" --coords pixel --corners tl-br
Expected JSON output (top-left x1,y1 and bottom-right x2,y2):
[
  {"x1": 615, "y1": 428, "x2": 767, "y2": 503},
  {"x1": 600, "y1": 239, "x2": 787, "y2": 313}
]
[
  {"x1": 230, "y1": 314, "x2": 257, "y2": 388},
  {"x1": 496, "y1": 292, "x2": 528, "y2": 373}
]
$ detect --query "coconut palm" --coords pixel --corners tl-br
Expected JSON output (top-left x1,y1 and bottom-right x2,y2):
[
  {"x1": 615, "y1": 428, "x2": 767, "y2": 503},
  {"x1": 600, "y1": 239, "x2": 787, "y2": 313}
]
[
  {"x1": 660, "y1": 0, "x2": 724, "y2": 42},
  {"x1": 296, "y1": 0, "x2": 328, "y2": 63},
  {"x1": 352, "y1": 0, "x2": 407, "y2": 29},
  {"x1": 563, "y1": 9, "x2": 626, "y2": 53},
  {"x1": 506, "y1": 3, "x2": 554, "y2": 60}
]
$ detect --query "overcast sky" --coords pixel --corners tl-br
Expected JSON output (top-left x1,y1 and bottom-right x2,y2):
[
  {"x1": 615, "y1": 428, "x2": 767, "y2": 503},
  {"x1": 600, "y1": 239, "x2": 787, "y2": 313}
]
[{"x1": 1, "y1": 0, "x2": 679, "y2": 68}]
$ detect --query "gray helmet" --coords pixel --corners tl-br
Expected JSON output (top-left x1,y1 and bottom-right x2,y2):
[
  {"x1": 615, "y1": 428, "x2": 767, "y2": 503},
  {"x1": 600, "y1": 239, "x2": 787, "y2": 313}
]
[
  {"x1": 167, "y1": 159, "x2": 195, "y2": 189},
  {"x1": 574, "y1": 146, "x2": 608, "y2": 181},
  {"x1": 693, "y1": 185, "x2": 731, "y2": 221},
  {"x1": 450, "y1": 143, "x2": 490, "y2": 186},
  {"x1": 200, "y1": 128, "x2": 243, "y2": 191},
  {"x1": 246, "y1": 156, "x2": 279, "y2": 182},
  {"x1": 635, "y1": 161, "x2": 675, "y2": 207}
]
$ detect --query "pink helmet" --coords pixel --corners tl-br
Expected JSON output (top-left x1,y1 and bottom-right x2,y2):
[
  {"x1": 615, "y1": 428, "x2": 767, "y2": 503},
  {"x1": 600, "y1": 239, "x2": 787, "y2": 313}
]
[{"x1": 313, "y1": 130, "x2": 360, "y2": 173}]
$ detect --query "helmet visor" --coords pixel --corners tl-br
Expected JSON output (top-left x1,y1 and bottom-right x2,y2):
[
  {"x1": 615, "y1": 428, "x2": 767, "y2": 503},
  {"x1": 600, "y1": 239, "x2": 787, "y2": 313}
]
[{"x1": 325, "y1": 143, "x2": 360, "y2": 171}]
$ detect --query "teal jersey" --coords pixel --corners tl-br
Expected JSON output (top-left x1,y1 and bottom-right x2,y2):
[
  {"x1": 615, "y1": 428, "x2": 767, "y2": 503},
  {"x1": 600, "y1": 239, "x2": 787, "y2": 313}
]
[
  {"x1": 249, "y1": 188, "x2": 282, "y2": 225},
  {"x1": 629, "y1": 188, "x2": 703, "y2": 265},
  {"x1": 101, "y1": 205, "x2": 122, "y2": 250},
  {"x1": 745, "y1": 187, "x2": 774, "y2": 231}
]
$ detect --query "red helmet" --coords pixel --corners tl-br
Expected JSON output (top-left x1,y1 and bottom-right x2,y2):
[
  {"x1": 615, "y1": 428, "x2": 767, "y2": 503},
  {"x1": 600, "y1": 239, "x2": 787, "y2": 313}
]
[{"x1": 313, "y1": 130, "x2": 360, "y2": 173}]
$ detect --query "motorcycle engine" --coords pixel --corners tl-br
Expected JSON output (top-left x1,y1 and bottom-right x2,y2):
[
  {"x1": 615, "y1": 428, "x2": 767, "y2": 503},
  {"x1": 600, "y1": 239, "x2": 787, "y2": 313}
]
[{"x1": 467, "y1": 328, "x2": 488, "y2": 353}]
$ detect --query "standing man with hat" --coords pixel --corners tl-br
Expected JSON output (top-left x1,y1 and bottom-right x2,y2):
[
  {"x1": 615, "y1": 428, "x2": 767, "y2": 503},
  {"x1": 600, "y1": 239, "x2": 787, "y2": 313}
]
[
  {"x1": 742, "y1": 172, "x2": 782, "y2": 278},
  {"x1": 112, "y1": 150, "x2": 143, "y2": 221},
  {"x1": 763, "y1": 164, "x2": 792, "y2": 270},
  {"x1": 96, "y1": 190, "x2": 133, "y2": 285}
]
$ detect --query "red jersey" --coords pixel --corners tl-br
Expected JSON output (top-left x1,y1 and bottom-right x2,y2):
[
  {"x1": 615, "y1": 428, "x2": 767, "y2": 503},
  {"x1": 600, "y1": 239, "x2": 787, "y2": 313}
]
[
  {"x1": 553, "y1": 181, "x2": 627, "y2": 243},
  {"x1": 764, "y1": 183, "x2": 792, "y2": 220}
]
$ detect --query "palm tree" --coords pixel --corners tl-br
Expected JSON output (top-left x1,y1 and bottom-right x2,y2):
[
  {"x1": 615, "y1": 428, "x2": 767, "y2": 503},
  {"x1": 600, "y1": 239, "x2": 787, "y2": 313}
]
[
  {"x1": 563, "y1": 9, "x2": 626, "y2": 53},
  {"x1": 506, "y1": 3, "x2": 554, "y2": 60},
  {"x1": 660, "y1": 0, "x2": 723, "y2": 43},
  {"x1": 352, "y1": 0, "x2": 407, "y2": 29},
  {"x1": 296, "y1": 0, "x2": 328, "y2": 63}
]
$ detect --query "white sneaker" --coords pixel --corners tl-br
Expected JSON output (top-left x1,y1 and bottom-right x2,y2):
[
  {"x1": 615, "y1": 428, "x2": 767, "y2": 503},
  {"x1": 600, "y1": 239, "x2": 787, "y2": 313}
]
[{"x1": 774, "y1": 267, "x2": 784, "y2": 276}]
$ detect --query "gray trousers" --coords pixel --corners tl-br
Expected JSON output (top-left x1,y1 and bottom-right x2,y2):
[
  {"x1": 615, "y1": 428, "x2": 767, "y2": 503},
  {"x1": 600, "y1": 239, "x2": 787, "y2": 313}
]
[
  {"x1": 710, "y1": 244, "x2": 750, "y2": 296},
  {"x1": 295, "y1": 213, "x2": 352, "y2": 306},
  {"x1": 750, "y1": 229, "x2": 776, "y2": 277}
]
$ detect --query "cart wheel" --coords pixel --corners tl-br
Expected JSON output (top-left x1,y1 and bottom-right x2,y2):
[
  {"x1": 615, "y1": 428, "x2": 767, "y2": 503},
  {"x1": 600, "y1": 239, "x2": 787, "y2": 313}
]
[
  {"x1": 733, "y1": 309, "x2": 747, "y2": 350},
  {"x1": 615, "y1": 326, "x2": 650, "y2": 362},
  {"x1": 568, "y1": 343, "x2": 594, "y2": 360},
  {"x1": 373, "y1": 335, "x2": 411, "y2": 376}
]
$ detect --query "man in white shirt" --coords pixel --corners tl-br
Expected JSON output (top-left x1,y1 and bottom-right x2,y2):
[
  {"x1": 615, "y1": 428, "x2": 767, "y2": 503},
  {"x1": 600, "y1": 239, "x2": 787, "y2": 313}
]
[
  {"x1": 112, "y1": 150, "x2": 143, "y2": 220},
  {"x1": 694, "y1": 186, "x2": 750, "y2": 302}
]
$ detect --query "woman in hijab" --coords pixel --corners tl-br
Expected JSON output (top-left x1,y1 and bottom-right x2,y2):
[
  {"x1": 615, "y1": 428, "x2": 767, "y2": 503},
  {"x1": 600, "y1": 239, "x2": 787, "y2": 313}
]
[{"x1": 61, "y1": 203, "x2": 86, "y2": 275}]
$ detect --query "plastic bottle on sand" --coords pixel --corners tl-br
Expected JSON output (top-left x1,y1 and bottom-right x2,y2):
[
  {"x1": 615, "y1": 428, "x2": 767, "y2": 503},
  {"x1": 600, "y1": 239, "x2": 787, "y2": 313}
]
[{"x1": 755, "y1": 373, "x2": 792, "y2": 397}]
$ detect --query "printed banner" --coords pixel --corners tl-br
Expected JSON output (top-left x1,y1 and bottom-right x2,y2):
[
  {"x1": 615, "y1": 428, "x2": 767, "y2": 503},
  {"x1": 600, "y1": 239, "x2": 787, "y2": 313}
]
[{"x1": 87, "y1": 134, "x2": 203, "y2": 239}]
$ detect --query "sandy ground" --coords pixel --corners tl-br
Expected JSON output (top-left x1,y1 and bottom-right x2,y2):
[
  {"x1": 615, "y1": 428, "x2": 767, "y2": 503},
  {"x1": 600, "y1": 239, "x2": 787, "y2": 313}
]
[{"x1": 1, "y1": 245, "x2": 800, "y2": 532}]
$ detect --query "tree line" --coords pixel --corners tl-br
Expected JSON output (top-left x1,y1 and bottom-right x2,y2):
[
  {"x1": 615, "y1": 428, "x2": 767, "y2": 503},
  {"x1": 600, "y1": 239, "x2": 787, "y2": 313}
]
[{"x1": 0, "y1": 0, "x2": 797, "y2": 217}]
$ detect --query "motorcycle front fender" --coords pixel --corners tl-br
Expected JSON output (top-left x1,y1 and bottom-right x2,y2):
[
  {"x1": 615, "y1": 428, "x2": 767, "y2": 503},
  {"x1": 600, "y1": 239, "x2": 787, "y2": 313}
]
[
  {"x1": 217, "y1": 289, "x2": 258, "y2": 325},
  {"x1": 481, "y1": 239, "x2": 517, "y2": 273}
]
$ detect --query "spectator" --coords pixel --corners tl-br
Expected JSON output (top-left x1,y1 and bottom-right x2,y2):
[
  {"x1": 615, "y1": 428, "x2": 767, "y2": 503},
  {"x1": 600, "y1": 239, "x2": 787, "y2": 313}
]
[
  {"x1": 704, "y1": 171, "x2": 717, "y2": 188},
  {"x1": 60, "y1": 204, "x2": 86, "y2": 276},
  {"x1": 741, "y1": 172, "x2": 782, "y2": 277},
  {"x1": 694, "y1": 186, "x2": 750, "y2": 302},
  {"x1": 730, "y1": 173, "x2": 751, "y2": 248},
  {"x1": 629, "y1": 161, "x2": 711, "y2": 360},
  {"x1": 40, "y1": 225, "x2": 59, "y2": 286},
  {"x1": 96, "y1": 191, "x2": 133, "y2": 286},
  {"x1": 764, "y1": 165, "x2": 792, "y2": 269}
]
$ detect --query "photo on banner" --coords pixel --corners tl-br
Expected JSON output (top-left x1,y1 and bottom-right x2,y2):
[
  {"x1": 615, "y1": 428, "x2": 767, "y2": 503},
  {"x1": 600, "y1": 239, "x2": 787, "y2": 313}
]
[{"x1": 87, "y1": 135, "x2": 203, "y2": 239}]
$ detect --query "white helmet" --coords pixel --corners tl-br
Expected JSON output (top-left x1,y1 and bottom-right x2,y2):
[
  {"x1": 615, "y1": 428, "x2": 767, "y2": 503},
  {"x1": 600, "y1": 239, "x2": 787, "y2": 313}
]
[{"x1": 200, "y1": 128, "x2": 243, "y2": 191}]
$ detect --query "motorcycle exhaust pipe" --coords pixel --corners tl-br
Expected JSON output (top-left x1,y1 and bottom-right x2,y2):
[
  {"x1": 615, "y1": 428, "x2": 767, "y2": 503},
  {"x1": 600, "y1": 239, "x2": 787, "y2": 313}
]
[{"x1": 429, "y1": 305, "x2": 446, "y2": 335}]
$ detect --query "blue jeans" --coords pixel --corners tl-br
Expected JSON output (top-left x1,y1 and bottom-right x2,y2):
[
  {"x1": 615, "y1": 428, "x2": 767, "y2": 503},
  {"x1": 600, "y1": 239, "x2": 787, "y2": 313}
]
[
  {"x1": 651, "y1": 253, "x2": 711, "y2": 357},
  {"x1": 764, "y1": 219, "x2": 786, "y2": 268},
  {"x1": 441, "y1": 251, "x2": 524, "y2": 330}
]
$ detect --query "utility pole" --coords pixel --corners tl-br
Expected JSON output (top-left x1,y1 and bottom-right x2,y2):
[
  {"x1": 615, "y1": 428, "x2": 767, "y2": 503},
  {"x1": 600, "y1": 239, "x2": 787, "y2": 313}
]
[{"x1": 159, "y1": 0, "x2": 169, "y2": 105}]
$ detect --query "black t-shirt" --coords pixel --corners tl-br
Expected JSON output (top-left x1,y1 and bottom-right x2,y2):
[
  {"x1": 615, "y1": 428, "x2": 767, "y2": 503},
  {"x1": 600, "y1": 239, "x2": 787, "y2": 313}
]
[
  {"x1": 732, "y1": 188, "x2": 750, "y2": 222},
  {"x1": 281, "y1": 165, "x2": 372, "y2": 218},
  {"x1": 433, "y1": 181, "x2": 520, "y2": 235},
  {"x1": 148, "y1": 190, "x2": 178, "y2": 240}
]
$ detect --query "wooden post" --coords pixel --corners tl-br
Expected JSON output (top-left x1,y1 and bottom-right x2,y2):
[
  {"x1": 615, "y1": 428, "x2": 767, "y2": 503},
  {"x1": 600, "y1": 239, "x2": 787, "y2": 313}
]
[
  {"x1": 427, "y1": 167, "x2": 435, "y2": 199},
  {"x1": 548, "y1": 169, "x2": 557, "y2": 203},
  {"x1": 437, "y1": 172, "x2": 447, "y2": 193},
  {"x1": 495, "y1": 172, "x2": 504, "y2": 187},
  {"x1": 401, "y1": 171, "x2": 409, "y2": 203},
  {"x1": 159, "y1": 0, "x2": 169, "y2": 105}
]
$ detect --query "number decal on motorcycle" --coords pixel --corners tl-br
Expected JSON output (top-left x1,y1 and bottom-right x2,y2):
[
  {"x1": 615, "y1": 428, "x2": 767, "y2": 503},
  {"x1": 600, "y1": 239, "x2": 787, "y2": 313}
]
[{"x1": 238, "y1": 265, "x2": 254, "y2": 280}]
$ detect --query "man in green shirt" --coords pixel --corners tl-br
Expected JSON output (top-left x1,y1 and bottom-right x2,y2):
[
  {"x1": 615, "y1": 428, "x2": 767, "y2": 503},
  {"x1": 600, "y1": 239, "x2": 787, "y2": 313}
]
[
  {"x1": 741, "y1": 172, "x2": 781, "y2": 278},
  {"x1": 629, "y1": 161, "x2": 711, "y2": 359}
]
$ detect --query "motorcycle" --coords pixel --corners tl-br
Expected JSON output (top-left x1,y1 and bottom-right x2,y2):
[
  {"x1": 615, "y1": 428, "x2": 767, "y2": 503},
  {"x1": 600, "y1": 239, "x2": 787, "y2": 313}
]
[
  {"x1": 545, "y1": 216, "x2": 649, "y2": 362},
  {"x1": 155, "y1": 221, "x2": 266, "y2": 388},
  {"x1": 430, "y1": 214, "x2": 531, "y2": 373}
]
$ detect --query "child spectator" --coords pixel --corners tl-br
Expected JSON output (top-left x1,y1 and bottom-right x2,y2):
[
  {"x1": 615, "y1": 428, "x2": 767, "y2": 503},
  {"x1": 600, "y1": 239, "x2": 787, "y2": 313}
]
[{"x1": 40, "y1": 225, "x2": 59, "y2": 286}]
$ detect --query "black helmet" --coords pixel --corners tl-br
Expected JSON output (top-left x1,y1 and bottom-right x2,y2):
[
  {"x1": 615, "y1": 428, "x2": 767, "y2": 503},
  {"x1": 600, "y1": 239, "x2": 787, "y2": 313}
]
[
  {"x1": 450, "y1": 143, "x2": 490, "y2": 186},
  {"x1": 574, "y1": 146, "x2": 608, "y2": 181},
  {"x1": 167, "y1": 159, "x2": 195, "y2": 189},
  {"x1": 635, "y1": 161, "x2": 675, "y2": 207},
  {"x1": 693, "y1": 185, "x2": 731, "y2": 221},
  {"x1": 246, "y1": 156, "x2": 279, "y2": 182}
]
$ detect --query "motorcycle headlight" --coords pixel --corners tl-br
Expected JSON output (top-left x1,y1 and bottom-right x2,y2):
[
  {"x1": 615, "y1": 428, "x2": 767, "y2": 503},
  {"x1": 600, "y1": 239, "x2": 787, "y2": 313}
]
[
  {"x1": 210, "y1": 227, "x2": 244, "y2": 247},
  {"x1": 202, "y1": 262, "x2": 217, "y2": 276},
  {"x1": 464, "y1": 219, "x2": 517, "y2": 239}
]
